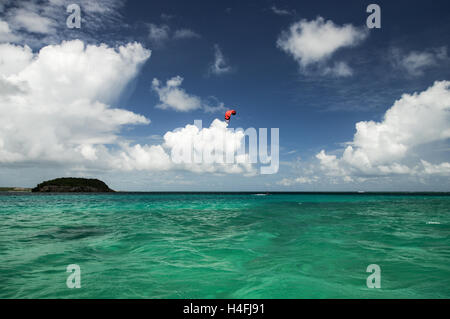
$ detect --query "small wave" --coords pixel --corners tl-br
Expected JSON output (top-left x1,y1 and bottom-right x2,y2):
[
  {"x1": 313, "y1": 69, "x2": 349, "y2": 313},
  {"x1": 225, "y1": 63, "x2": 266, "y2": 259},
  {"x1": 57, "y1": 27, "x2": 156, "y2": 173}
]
[
  {"x1": 253, "y1": 194, "x2": 268, "y2": 196},
  {"x1": 426, "y1": 221, "x2": 441, "y2": 225}
]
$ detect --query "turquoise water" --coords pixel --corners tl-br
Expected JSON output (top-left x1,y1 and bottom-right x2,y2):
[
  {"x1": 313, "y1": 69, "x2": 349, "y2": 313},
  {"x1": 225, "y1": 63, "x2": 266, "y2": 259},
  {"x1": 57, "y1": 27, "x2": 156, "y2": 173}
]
[{"x1": 0, "y1": 193, "x2": 449, "y2": 299}]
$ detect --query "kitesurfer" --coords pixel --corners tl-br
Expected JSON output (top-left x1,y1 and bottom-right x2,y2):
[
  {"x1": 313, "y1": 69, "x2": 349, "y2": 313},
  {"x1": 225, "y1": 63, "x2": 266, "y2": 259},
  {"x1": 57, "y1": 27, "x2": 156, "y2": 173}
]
[{"x1": 225, "y1": 109, "x2": 236, "y2": 124}]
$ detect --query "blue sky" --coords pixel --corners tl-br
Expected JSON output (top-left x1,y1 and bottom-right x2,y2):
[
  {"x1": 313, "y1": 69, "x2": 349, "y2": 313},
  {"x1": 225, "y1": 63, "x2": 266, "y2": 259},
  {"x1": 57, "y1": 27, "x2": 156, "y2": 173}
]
[{"x1": 0, "y1": 0, "x2": 449, "y2": 191}]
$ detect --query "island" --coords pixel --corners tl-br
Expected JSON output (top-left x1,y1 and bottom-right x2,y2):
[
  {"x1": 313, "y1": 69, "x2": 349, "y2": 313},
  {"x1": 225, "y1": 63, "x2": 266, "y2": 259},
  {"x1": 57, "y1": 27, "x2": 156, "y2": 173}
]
[{"x1": 32, "y1": 178, "x2": 115, "y2": 193}]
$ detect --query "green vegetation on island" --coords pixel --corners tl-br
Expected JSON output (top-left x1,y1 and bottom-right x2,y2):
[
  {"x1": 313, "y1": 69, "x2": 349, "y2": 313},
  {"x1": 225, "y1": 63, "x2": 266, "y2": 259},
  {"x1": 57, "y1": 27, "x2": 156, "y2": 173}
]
[{"x1": 32, "y1": 178, "x2": 114, "y2": 193}]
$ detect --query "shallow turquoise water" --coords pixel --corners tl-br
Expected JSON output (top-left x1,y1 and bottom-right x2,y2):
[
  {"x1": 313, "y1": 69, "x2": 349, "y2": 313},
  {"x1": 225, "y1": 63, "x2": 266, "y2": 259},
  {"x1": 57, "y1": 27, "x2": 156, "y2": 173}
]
[{"x1": 0, "y1": 193, "x2": 449, "y2": 298}]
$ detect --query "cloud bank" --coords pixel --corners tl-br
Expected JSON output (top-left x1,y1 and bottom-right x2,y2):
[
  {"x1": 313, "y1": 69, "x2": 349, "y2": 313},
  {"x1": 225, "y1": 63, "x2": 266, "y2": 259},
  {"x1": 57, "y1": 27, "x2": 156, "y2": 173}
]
[
  {"x1": 316, "y1": 81, "x2": 450, "y2": 178},
  {"x1": 0, "y1": 40, "x2": 152, "y2": 166},
  {"x1": 0, "y1": 41, "x2": 251, "y2": 175}
]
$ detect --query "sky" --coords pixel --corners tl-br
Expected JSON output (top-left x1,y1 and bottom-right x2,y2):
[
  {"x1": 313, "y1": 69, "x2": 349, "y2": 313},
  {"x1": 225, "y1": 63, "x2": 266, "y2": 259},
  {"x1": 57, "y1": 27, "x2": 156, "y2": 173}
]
[{"x1": 0, "y1": 0, "x2": 449, "y2": 191}]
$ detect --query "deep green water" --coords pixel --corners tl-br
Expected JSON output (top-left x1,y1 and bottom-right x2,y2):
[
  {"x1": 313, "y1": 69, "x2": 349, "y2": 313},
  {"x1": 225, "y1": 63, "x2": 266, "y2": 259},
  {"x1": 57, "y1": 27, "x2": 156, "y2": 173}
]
[{"x1": 0, "y1": 193, "x2": 449, "y2": 299}]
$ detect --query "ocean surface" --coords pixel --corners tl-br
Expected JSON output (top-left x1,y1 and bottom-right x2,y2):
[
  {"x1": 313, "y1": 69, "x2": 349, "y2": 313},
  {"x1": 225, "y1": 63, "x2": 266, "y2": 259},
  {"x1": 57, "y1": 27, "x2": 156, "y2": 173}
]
[{"x1": 0, "y1": 192, "x2": 449, "y2": 299}]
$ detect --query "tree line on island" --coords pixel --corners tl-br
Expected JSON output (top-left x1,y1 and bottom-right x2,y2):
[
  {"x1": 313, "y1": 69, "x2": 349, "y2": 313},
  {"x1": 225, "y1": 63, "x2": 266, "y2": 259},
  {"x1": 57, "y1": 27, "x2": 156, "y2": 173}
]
[{"x1": 32, "y1": 178, "x2": 114, "y2": 193}]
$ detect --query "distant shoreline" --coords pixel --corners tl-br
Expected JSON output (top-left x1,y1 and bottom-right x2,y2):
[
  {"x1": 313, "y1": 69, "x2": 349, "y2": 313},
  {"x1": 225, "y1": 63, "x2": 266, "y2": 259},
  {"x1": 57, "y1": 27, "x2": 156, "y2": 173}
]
[{"x1": 1, "y1": 190, "x2": 449, "y2": 195}]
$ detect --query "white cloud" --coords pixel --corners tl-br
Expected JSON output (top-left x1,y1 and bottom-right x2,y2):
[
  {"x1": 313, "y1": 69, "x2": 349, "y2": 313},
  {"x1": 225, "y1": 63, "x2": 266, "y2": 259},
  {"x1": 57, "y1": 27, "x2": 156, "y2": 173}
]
[
  {"x1": 0, "y1": 40, "x2": 155, "y2": 167},
  {"x1": 391, "y1": 47, "x2": 448, "y2": 76},
  {"x1": 152, "y1": 76, "x2": 202, "y2": 111},
  {"x1": 0, "y1": 40, "x2": 253, "y2": 176},
  {"x1": 0, "y1": 19, "x2": 9, "y2": 32},
  {"x1": 112, "y1": 143, "x2": 173, "y2": 171},
  {"x1": 173, "y1": 28, "x2": 201, "y2": 39},
  {"x1": 316, "y1": 150, "x2": 346, "y2": 176},
  {"x1": 148, "y1": 23, "x2": 170, "y2": 44},
  {"x1": 321, "y1": 61, "x2": 353, "y2": 77},
  {"x1": 0, "y1": 42, "x2": 33, "y2": 75},
  {"x1": 163, "y1": 119, "x2": 255, "y2": 175},
  {"x1": 96, "y1": 119, "x2": 256, "y2": 174},
  {"x1": 10, "y1": 8, "x2": 57, "y2": 34},
  {"x1": 209, "y1": 44, "x2": 232, "y2": 75},
  {"x1": 277, "y1": 176, "x2": 318, "y2": 186},
  {"x1": 80, "y1": 0, "x2": 124, "y2": 14},
  {"x1": 421, "y1": 160, "x2": 450, "y2": 175},
  {"x1": 277, "y1": 17, "x2": 367, "y2": 76},
  {"x1": 0, "y1": 0, "x2": 126, "y2": 47},
  {"x1": 270, "y1": 6, "x2": 293, "y2": 16},
  {"x1": 152, "y1": 76, "x2": 226, "y2": 113},
  {"x1": 0, "y1": 18, "x2": 20, "y2": 42},
  {"x1": 148, "y1": 24, "x2": 200, "y2": 46},
  {"x1": 316, "y1": 81, "x2": 450, "y2": 177}
]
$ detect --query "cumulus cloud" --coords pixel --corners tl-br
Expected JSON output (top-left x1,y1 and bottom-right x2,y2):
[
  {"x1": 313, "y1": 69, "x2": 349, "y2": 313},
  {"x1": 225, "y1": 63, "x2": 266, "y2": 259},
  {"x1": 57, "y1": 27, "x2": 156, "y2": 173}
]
[
  {"x1": 152, "y1": 76, "x2": 226, "y2": 113},
  {"x1": 163, "y1": 119, "x2": 255, "y2": 175},
  {"x1": 111, "y1": 143, "x2": 173, "y2": 171},
  {"x1": 0, "y1": 40, "x2": 153, "y2": 166},
  {"x1": 421, "y1": 160, "x2": 450, "y2": 175},
  {"x1": 100, "y1": 119, "x2": 256, "y2": 175},
  {"x1": 277, "y1": 16, "x2": 368, "y2": 76},
  {"x1": 391, "y1": 47, "x2": 449, "y2": 76},
  {"x1": 0, "y1": 40, "x2": 254, "y2": 176},
  {"x1": 316, "y1": 81, "x2": 450, "y2": 178},
  {"x1": 152, "y1": 76, "x2": 202, "y2": 111},
  {"x1": 209, "y1": 44, "x2": 232, "y2": 75},
  {"x1": 0, "y1": 42, "x2": 33, "y2": 75},
  {"x1": 88, "y1": 119, "x2": 256, "y2": 175}
]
